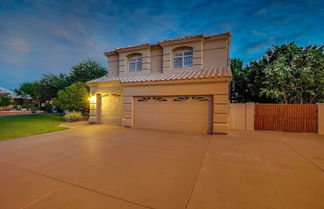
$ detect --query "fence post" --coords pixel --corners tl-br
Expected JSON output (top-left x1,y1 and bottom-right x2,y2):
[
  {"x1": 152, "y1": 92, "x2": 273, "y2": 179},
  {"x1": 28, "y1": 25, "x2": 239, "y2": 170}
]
[
  {"x1": 318, "y1": 103, "x2": 324, "y2": 135},
  {"x1": 246, "y1": 103, "x2": 255, "y2": 131}
]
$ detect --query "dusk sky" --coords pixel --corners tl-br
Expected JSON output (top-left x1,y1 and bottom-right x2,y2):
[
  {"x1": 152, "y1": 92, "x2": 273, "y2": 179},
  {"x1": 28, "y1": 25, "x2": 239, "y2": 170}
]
[{"x1": 0, "y1": 0, "x2": 323, "y2": 89}]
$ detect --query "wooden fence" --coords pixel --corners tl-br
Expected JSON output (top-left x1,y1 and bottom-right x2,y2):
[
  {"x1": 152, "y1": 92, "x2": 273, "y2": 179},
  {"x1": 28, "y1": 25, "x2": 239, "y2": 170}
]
[{"x1": 254, "y1": 104, "x2": 318, "y2": 133}]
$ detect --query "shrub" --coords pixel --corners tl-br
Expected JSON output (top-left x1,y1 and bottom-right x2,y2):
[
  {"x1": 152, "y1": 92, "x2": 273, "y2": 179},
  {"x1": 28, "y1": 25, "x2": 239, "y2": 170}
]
[
  {"x1": 0, "y1": 95, "x2": 11, "y2": 107},
  {"x1": 39, "y1": 103, "x2": 53, "y2": 113},
  {"x1": 64, "y1": 111, "x2": 84, "y2": 121},
  {"x1": 52, "y1": 82, "x2": 89, "y2": 113},
  {"x1": 21, "y1": 104, "x2": 32, "y2": 110}
]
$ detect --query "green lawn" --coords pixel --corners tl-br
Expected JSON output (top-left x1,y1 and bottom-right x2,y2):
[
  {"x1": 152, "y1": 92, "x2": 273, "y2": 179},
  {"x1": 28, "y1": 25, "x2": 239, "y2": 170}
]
[{"x1": 0, "y1": 114, "x2": 68, "y2": 141}]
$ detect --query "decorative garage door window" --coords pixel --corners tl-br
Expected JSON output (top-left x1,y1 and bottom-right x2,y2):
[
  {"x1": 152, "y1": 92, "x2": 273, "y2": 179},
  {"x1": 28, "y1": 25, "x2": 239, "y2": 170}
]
[
  {"x1": 102, "y1": 93, "x2": 121, "y2": 97},
  {"x1": 137, "y1": 96, "x2": 209, "y2": 102},
  {"x1": 137, "y1": 97, "x2": 167, "y2": 102},
  {"x1": 191, "y1": 96, "x2": 209, "y2": 101},
  {"x1": 173, "y1": 96, "x2": 209, "y2": 102},
  {"x1": 173, "y1": 96, "x2": 189, "y2": 101}
]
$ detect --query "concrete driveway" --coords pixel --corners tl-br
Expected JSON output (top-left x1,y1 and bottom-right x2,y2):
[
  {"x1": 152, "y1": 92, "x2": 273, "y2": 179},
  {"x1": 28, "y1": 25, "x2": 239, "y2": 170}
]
[{"x1": 0, "y1": 125, "x2": 323, "y2": 209}]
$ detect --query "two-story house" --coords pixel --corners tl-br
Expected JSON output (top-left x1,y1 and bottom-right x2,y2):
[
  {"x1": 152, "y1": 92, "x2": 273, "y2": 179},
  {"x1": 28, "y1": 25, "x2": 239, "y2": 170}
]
[{"x1": 87, "y1": 32, "x2": 232, "y2": 134}]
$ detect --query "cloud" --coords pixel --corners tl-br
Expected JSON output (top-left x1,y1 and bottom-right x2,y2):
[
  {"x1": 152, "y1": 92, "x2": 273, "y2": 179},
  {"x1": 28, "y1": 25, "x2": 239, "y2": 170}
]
[
  {"x1": 251, "y1": 30, "x2": 267, "y2": 36},
  {"x1": 256, "y1": 9, "x2": 267, "y2": 15},
  {"x1": 240, "y1": 38, "x2": 275, "y2": 54},
  {"x1": 0, "y1": 0, "x2": 323, "y2": 88}
]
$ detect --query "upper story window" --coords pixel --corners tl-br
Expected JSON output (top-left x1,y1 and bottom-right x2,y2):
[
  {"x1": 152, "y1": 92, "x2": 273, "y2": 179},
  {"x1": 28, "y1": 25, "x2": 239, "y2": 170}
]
[
  {"x1": 129, "y1": 55, "x2": 142, "y2": 72},
  {"x1": 173, "y1": 50, "x2": 193, "y2": 68}
]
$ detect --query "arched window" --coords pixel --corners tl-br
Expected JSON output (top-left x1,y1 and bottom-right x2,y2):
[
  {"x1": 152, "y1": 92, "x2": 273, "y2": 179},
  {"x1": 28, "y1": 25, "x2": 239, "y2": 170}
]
[
  {"x1": 128, "y1": 55, "x2": 142, "y2": 72},
  {"x1": 173, "y1": 48, "x2": 193, "y2": 68}
]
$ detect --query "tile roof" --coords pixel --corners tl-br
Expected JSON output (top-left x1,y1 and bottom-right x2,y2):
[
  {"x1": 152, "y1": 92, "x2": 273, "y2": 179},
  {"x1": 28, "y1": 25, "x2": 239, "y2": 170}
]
[
  {"x1": 0, "y1": 87, "x2": 32, "y2": 99},
  {"x1": 158, "y1": 34, "x2": 204, "y2": 44},
  {"x1": 87, "y1": 67, "x2": 232, "y2": 84},
  {"x1": 115, "y1": 43, "x2": 151, "y2": 51},
  {"x1": 103, "y1": 32, "x2": 231, "y2": 56}
]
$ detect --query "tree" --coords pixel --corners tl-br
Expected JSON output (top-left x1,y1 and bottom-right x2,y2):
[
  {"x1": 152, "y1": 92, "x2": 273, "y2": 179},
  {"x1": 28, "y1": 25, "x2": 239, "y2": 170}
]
[
  {"x1": 231, "y1": 43, "x2": 324, "y2": 104},
  {"x1": 230, "y1": 59, "x2": 275, "y2": 103},
  {"x1": 15, "y1": 59, "x2": 106, "y2": 103},
  {"x1": 69, "y1": 59, "x2": 107, "y2": 83},
  {"x1": 230, "y1": 59, "x2": 245, "y2": 102},
  {"x1": 52, "y1": 82, "x2": 89, "y2": 112},
  {"x1": 260, "y1": 43, "x2": 323, "y2": 104},
  {"x1": 15, "y1": 82, "x2": 39, "y2": 100},
  {"x1": 37, "y1": 73, "x2": 71, "y2": 101},
  {"x1": 0, "y1": 95, "x2": 11, "y2": 107}
]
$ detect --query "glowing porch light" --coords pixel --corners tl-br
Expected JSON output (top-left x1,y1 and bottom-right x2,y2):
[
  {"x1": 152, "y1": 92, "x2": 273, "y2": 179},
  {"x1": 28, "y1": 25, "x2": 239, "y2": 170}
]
[{"x1": 89, "y1": 96, "x2": 96, "y2": 103}]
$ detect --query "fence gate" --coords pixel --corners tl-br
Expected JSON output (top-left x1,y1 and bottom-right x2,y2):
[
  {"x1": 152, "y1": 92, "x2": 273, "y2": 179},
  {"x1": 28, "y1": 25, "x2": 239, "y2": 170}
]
[{"x1": 254, "y1": 104, "x2": 317, "y2": 133}]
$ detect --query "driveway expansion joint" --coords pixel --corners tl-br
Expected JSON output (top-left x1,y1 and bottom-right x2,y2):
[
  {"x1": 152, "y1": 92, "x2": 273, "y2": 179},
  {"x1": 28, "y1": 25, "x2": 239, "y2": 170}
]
[
  {"x1": 22, "y1": 190, "x2": 59, "y2": 209},
  {"x1": 278, "y1": 137, "x2": 324, "y2": 172},
  {"x1": 184, "y1": 137, "x2": 213, "y2": 209},
  {"x1": 0, "y1": 160, "x2": 156, "y2": 209}
]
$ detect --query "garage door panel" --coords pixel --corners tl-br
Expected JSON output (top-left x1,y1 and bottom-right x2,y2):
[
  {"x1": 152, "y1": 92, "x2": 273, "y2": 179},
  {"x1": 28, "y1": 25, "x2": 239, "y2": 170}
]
[
  {"x1": 134, "y1": 96, "x2": 210, "y2": 133},
  {"x1": 136, "y1": 115, "x2": 208, "y2": 123},
  {"x1": 135, "y1": 106, "x2": 208, "y2": 115}
]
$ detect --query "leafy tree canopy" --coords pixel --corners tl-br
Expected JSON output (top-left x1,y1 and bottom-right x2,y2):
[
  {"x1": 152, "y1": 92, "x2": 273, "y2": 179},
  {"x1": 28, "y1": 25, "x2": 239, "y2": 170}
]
[
  {"x1": 231, "y1": 43, "x2": 324, "y2": 104},
  {"x1": 0, "y1": 95, "x2": 11, "y2": 107},
  {"x1": 52, "y1": 82, "x2": 89, "y2": 112},
  {"x1": 15, "y1": 59, "x2": 106, "y2": 102},
  {"x1": 37, "y1": 73, "x2": 71, "y2": 101},
  {"x1": 15, "y1": 82, "x2": 39, "y2": 100},
  {"x1": 69, "y1": 59, "x2": 107, "y2": 83}
]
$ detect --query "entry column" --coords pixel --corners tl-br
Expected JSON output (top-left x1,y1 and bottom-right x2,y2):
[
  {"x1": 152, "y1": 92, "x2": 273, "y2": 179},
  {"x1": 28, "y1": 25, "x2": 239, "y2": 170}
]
[
  {"x1": 121, "y1": 95, "x2": 133, "y2": 127},
  {"x1": 89, "y1": 94, "x2": 101, "y2": 123}
]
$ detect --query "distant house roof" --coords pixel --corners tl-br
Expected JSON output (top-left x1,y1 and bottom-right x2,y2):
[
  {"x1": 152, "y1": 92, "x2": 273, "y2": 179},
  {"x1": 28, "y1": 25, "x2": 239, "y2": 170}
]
[
  {"x1": 0, "y1": 87, "x2": 32, "y2": 99},
  {"x1": 87, "y1": 66, "x2": 232, "y2": 84},
  {"x1": 0, "y1": 87, "x2": 12, "y2": 95}
]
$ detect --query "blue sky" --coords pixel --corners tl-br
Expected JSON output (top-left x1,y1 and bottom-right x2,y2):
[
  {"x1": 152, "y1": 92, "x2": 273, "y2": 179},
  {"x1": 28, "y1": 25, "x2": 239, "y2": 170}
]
[{"x1": 0, "y1": 0, "x2": 323, "y2": 89}]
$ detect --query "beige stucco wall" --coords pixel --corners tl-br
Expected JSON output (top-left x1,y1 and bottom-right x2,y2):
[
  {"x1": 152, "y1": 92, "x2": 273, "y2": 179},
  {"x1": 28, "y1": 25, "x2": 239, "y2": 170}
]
[
  {"x1": 229, "y1": 103, "x2": 255, "y2": 131},
  {"x1": 203, "y1": 38, "x2": 229, "y2": 68},
  {"x1": 150, "y1": 47, "x2": 163, "y2": 73},
  {"x1": 118, "y1": 47, "x2": 151, "y2": 76},
  {"x1": 161, "y1": 40, "x2": 204, "y2": 73},
  {"x1": 106, "y1": 54, "x2": 119, "y2": 77},
  {"x1": 229, "y1": 103, "x2": 246, "y2": 130}
]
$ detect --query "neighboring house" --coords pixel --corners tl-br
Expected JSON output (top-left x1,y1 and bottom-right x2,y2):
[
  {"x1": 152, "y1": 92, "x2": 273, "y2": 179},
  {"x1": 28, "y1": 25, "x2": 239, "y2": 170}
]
[
  {"x1": 0, "y1": 87, "x2": 32, "y2": 110},
  {"x1": 87, "y1": 32, "x2": 232, "y2": 134},
  {"x1": 0, "y1": 87, "x2": 32, "y2": 100}
]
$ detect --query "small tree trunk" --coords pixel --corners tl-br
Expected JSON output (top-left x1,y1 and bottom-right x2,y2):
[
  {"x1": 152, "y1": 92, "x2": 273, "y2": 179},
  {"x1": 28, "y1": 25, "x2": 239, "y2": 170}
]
[{"x1": 283, "y1": 95, "x2": 288, "y2": 104}]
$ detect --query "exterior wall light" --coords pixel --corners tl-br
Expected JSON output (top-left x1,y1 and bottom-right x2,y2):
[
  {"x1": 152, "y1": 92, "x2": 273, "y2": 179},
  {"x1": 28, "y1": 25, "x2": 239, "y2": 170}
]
[{"x1": 89, "y1": 96, "x2": 96, "y2": 104}]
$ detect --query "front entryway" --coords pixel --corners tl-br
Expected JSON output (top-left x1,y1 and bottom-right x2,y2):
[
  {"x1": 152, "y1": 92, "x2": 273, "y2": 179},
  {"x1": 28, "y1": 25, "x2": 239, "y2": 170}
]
[
  {"x1": 134, "y1": 96, "x2": 211, "y2": 133},
  {"x1": 100, "y1": 93, "x2": 122, "y2": 125}
]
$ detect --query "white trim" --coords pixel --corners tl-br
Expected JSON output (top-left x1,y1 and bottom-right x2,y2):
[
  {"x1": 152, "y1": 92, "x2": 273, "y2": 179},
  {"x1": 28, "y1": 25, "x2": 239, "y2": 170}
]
[
  {"x1": 173, "y1": 50, "x2": 193, "y2": 68},
  {"x1": 129, "y1": 55, "x2": 142, "y2": 72}
]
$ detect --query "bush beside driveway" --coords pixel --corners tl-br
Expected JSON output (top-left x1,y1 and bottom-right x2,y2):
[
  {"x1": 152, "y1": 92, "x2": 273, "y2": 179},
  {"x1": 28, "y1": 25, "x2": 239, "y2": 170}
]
[{"x1": 0, "y1": 126, "x2": 323, "y2": 209}]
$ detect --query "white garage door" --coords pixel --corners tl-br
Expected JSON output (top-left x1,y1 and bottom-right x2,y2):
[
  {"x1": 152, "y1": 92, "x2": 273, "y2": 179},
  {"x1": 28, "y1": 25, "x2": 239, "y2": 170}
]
[{"x1": 134, "y1": 96, "x2": 211, "y2": 133}]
